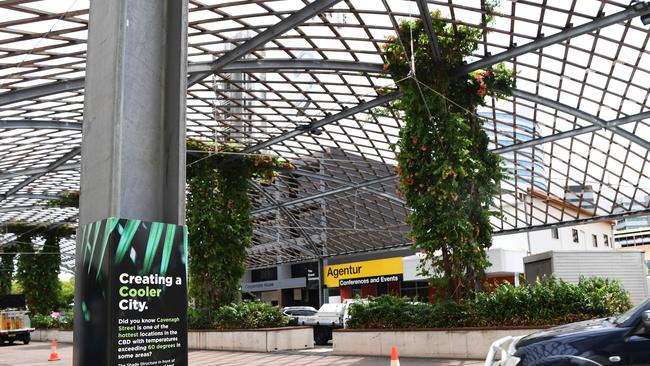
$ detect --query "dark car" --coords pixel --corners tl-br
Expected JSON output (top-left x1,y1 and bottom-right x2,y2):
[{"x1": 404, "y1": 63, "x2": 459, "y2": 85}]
[{"x1": 486, "y1": 298, "x2": 650, "y2": 366}]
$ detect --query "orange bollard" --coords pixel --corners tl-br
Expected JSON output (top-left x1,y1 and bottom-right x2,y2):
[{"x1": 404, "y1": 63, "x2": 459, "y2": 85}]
[
  {"x1": 48, "y1": 339, "x2": 60, "y2": 361},
  {"x1": 390, "y1": 346, "x2": 400, "y2": 366}
]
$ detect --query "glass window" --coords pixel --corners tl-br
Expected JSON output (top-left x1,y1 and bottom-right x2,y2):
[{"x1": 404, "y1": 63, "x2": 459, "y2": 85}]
[
  {"x1": 572, "y1": 229, "x2": 579, "y2": 243},
  {"x1": 592, "y1": 234, "x2": 598, "y2": 247},
  {"x1": 251, "y1": 267, "x2": 277, "y2": 282},
  {"x1": 551, "y1": 228, "x2": 559, "y2": 239},
  {"x1": 291, "y1": 262, "x2": 318, "y2": 278},
  {"x1": 603, "y1": 234, "x2": 610, "y2": 247},
  {"x1": 401, "y1": 281, "x2": 429, "y2": 301}
]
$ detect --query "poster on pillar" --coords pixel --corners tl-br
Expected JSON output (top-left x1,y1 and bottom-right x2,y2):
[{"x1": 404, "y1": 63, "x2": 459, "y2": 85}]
[{"x1": 74, "y1": 218, "x2": 188, "y2": 366}]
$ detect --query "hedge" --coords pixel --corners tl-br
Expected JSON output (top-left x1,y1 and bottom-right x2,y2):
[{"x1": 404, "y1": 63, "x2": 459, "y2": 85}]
[
  {"x1": 189, "y1": 301, "x2": 289, "y2": 330},
  {"x1": 346, "y1": 277, "x2": 633, "y2": 329}
]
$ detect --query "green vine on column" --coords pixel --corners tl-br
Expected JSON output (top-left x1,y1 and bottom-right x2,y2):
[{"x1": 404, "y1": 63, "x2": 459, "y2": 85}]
[
  {"x1": 0, "y1": 248, "x2": 15, "y2": 296},
  {"x1": 383, "y1": 3, "x2": 514, "y2": 300},
  {"x1": 5, "y1": 223, "x2": 75, "y2": 314},
  {"x1": 186, "y1": 140, "x2": 292, "y2": 318}
]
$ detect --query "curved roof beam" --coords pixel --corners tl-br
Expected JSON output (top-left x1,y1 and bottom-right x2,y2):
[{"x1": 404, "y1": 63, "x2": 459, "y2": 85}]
[
  {"x1": 511, "y1": 89, "x2": 650, "y2": 150},
  {"x1": 0, "y1": 59, "x2": 382, "y2": 108},
  {"x1": 453, "y1": 2, "x2": 650, "y2": 76},
  {"x1": 253, "y1": 175, "x2": 396, "y2": 215},
  {"x1": 290, "y1": 168, "x2": 404, "y2": 205},
  {"x1": 0, "y1": 120, "x2": 82, "y2": 130},
  {"x1": 0, "y1": 164, "x2": 79, "y2": 180},
  {"x1": 0, "y1": 78, "x2": 85, "y2": 108},
  {"x1": 241, "y1": 92, "x2": 402, "y2": 154},
  {"x1": 494, "y1": 110, "x2": 650, "y2": 154},
  {"x1": 415, "y1": 0, "x2": 442, "y2": 63},
  {"x1": 186, "y1": 0, "x2": 344, "y2": 86},
  {"x1": 2, "y1": 3, "x2": 646, "y2": 107},
  {"x1": 0, "y1": 147, "x2": 81, "y2": 201},
  {"x1": 189, "y1": 59, "x2": 384, "y2": 74}
]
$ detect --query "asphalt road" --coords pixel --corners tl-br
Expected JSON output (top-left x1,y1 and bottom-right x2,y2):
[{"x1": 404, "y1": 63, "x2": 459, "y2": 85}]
[{"x1": 0, "y1": 342, "x2": 484, "y2": 366}]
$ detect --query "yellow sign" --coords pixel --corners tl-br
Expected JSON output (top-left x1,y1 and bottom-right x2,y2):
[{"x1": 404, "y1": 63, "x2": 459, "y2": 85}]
[{"x1": 323, "y1": 257, "x2": 403, "y2": 287}]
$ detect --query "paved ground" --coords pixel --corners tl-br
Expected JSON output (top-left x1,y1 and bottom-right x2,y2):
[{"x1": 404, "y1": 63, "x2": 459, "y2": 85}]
[{"x1": 0, "y1": 342, "x2": 484, "y2": 366}]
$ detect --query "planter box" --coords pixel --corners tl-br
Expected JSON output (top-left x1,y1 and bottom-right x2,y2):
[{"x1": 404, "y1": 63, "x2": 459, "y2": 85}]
[
  {"x1": 32, "y1": 327, "x2": 314, "y2": 352},
  {"x1": 188, "y1": 326, "x2": 313, "y2": 352},
  {"x1": 32, "y1": 329, "x2": 74, "y2": 343},
  {"x1": 333, "y1": 328, "x2": 543, "y2": 359}
]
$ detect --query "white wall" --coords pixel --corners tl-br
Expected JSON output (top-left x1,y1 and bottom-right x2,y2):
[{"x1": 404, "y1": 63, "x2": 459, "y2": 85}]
[
  {"x1": 492, "y1": 222, "x2": 614, "y2": 254},
  {"x1": 493, "y1": 193, "x2": 614, "y2": 255}
]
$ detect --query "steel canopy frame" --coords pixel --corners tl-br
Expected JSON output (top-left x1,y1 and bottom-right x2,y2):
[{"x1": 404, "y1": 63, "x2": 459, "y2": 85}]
[
  {"x1": 186, "y1": 0, "x2": 344, "y2": 86},
  {"x1": 415, "y1": 0, "x2": 442, "y2": 63},
  {"x1": 250, "y1": 180, "x2": 321, "y2": 257},
  {"x1": 0, "y1": 147, "x2": 81, "y2": 200},
  {"x1": 453, "y1": 2, "x2": 650, "y2": 77},
  {"x1": 1, "y1": 0, "x2": 650, "y2": 268},
  {"x1": 511, "y1": 89, "x2": 650, "y2": 151},
  {"x1": 253, "y1": 175, "x2": 397, "y2": 215}
]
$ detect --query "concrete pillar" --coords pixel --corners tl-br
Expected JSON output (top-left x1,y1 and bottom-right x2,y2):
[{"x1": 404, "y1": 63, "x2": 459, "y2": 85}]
[
  {"x1": 74, "y1": 1, "x2": 188, "y2": 365},
  {"x1": 79, "y1": 0, "x2": 187, "y2": 226}
]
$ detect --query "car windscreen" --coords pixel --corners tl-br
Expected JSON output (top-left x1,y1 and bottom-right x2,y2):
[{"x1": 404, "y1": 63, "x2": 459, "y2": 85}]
[{"x1": 615, "y1": 297, "x2": 650, "y2": 326}]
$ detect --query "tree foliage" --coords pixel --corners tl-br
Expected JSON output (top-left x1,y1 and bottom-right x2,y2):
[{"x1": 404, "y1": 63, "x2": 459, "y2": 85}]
[
  {"x1": 383, "y1": 4, "x2": 514, "y2": 300},
  {"x1": 186, "y1": 140, "x2": 292, "y2": 316}
]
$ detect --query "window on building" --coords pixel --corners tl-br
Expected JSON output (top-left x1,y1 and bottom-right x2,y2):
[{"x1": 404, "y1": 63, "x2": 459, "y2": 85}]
[
  {"x1": 592, "y1": 234, "x2": 598, "y2": 247},
  {"x1": 572, "y1": 229, "x2": 579, "y2": 243},
  {"x1": 291, "y1": 262, "x2": 318, "y2": 279},
  {"x1": 603, "y1": 234, "x2": 610, "y2": 247},
  {"x1": 551, "y1": 228, "x2": 559, "y2": 239},
  {"x1": 251, "y1": 267, "x2": 277, "y2": 282},
  {"x1": 401, "y1": 281, "x2": 429, "y2": 301}
]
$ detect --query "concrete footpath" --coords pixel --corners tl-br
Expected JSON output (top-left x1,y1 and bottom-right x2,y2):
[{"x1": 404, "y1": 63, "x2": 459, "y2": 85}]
[{"x1": 0, "y1": 342, "x2": 484, "y2": 366}]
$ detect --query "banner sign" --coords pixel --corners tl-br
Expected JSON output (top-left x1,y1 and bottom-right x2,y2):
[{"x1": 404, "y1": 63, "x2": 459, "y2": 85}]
[
  {"x1": 323, "y1": 257, "x2": 403, "y2": 288},
  {"x1": 74, "y1": 218, "x2": 188, "y2": 366}
]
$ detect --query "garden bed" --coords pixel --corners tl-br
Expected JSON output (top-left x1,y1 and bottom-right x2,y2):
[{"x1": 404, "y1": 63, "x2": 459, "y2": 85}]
[{"x1": 333, "y1": 327, "x2": 544, "y2": 359}]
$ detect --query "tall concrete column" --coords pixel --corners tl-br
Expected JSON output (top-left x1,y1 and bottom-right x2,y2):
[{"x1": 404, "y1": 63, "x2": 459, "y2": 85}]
[
  {"x1": 79, "y1": 0, "x2": 187, "y2": 226},
  {"x1": 75, "y1": 1, "x2": 188, "y2": 365}
]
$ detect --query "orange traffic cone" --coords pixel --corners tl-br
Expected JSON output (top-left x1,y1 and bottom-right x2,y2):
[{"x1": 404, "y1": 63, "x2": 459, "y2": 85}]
[
  {"x1": 48, "y1": 339, "x2": 60, "y2": 361},
  {"x1": 390, "y1": 346, "x2": 400, "y2": 366}
]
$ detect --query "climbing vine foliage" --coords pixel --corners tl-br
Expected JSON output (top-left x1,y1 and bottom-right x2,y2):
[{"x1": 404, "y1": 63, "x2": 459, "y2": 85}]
[
  {"x1": 2, "y1": 223, "x2": 75, "y2": 314},
  {"x1": 186, "y1": 141, "x2": 292, "y2": 316},
  {"x1": 383, "y1": 6, "x2": 514, "y2": 300}
]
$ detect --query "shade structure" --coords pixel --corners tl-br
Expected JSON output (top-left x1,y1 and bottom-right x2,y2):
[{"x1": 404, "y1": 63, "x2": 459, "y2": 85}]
[{"x1": 0, "y1": 0, "x2": 649, "y2": 270}]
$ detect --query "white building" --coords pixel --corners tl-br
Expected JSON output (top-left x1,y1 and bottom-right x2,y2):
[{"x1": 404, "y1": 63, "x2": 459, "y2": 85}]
[{"x1": 486, "y1": 188, "x2": 615, "y2": 284}]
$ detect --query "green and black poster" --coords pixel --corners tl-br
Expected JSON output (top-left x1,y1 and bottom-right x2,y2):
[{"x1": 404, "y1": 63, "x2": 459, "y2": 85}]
[{"x1": 74, "y1": 218, "x2": 188, "y2": 366}]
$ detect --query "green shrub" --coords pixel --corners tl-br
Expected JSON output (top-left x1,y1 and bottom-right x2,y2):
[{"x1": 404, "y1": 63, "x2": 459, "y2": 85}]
[
  {"x1": 347, "y1": 277, "x2": 633, "y2": 329},
  {"x1": 31, "y1": 311, "x2": 73, "y2": 330},
  {"x1": 188, "y1": 307, "x2": 213, "y2": 330},
  {"x1": 211, "y1": 301, "x2": 289, "y2": 330}
]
